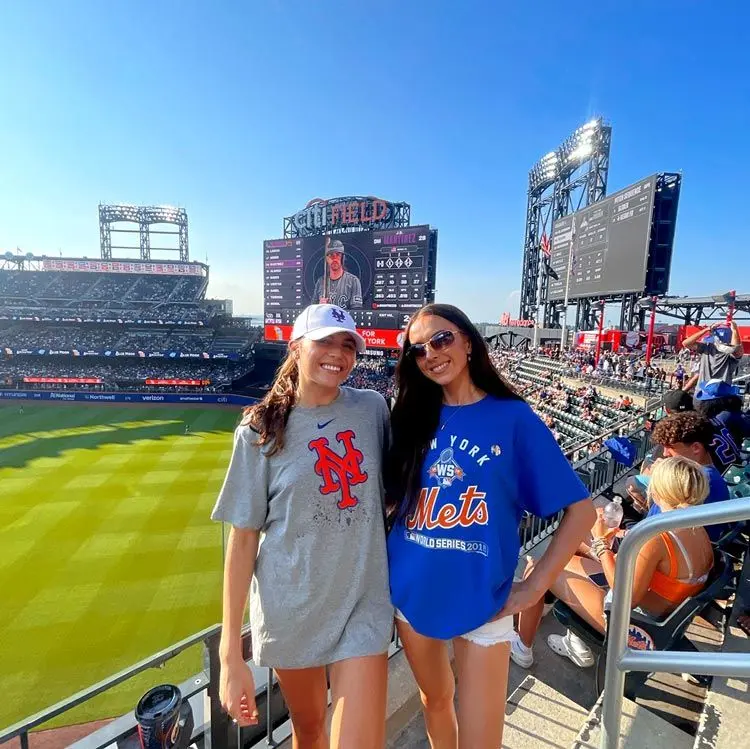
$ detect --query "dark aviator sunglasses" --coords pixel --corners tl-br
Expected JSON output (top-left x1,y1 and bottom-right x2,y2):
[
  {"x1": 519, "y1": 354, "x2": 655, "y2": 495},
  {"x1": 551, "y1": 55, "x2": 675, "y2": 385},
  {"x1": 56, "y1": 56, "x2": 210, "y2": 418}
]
[{"x1": 408, "y1": 329, "x2": 457, "y2": 359}]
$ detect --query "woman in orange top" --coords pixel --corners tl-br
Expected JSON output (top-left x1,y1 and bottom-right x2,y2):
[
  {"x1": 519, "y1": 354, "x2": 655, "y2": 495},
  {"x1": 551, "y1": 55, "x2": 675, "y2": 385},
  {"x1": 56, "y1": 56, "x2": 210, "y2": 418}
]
[{"x1": 513, "y1": 456, "x2": 714, "y2": 668}]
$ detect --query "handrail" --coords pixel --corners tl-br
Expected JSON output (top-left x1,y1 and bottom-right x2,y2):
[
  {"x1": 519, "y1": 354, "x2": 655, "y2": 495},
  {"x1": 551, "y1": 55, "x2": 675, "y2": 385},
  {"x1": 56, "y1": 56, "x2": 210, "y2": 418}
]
[
  {"x1": 600, "y1": 497, "x2": 750, "y2": 749},
  {"x1": 0, "y1": 624, "x2": 222, "y2": 744}
]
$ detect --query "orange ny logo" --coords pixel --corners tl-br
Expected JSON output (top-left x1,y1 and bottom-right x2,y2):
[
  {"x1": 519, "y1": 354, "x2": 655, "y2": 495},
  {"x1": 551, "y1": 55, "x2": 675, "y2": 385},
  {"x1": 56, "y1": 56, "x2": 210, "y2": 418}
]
[{"x1": 308, "y1": 430, "x2": 368, "y2": 509}]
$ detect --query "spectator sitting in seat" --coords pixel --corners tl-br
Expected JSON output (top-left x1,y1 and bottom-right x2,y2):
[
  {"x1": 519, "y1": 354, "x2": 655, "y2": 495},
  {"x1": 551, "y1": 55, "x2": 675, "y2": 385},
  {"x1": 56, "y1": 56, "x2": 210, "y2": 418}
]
[
  {"x1": 630, "y1": 413, "x2": 731, "y2": 541},
  {"x1": 512, "y1": 456, "x2": 714, "y2": 669}
]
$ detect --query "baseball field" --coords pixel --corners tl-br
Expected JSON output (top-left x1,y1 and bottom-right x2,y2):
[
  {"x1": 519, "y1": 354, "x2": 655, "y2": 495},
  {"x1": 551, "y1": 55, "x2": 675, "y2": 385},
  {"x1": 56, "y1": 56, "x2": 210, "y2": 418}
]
[{"x1": 0, "y1": 401, "x2": 242, "y2": 730}]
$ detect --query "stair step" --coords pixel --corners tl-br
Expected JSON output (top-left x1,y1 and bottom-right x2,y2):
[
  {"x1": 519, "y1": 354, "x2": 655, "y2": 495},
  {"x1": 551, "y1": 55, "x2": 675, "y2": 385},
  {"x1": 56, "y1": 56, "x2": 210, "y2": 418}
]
[
  {"x1": 502, "y1": 675, "x2": 590, "y2": 748},
  {"x1": 573, "y1": 693, "x2": 693, "y2": 749}
]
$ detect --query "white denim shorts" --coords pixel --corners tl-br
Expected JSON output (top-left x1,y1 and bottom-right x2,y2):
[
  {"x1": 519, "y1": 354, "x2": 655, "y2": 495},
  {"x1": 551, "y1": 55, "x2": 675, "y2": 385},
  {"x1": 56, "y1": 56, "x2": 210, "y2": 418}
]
[{"x1": 395, "y1": 609, "x2": 514, "y2": 647}]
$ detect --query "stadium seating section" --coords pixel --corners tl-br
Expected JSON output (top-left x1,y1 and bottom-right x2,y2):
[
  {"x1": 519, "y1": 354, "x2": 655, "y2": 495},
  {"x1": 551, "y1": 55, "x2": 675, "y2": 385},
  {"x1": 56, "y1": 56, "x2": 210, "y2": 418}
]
[{"x1": 1, "y1": 266, "x2": 261, "y2": 391}]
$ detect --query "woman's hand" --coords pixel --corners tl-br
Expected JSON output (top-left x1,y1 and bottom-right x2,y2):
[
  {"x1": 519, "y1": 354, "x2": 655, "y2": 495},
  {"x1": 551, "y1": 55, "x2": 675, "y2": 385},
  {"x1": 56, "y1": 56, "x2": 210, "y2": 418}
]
[
  {"x1": 219, "y1": 654, "x2": 259, "y2": 727},
  {"x1": 592, "y1": 507, "x2": 619, "y2": 541},
  {"x1": 492, "y1": 579, "x2": 544, "y2": 619}
]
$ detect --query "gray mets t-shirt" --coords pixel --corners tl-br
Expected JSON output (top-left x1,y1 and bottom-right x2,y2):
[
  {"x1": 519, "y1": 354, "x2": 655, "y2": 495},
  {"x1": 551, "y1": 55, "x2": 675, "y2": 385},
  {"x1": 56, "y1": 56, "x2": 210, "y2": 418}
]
[
  {"x1": 211, "y1": 387, "x2": 393, "y2": 668},
  {"x1": 313, "y1": 271, "x2": 363, "y2": 309}
]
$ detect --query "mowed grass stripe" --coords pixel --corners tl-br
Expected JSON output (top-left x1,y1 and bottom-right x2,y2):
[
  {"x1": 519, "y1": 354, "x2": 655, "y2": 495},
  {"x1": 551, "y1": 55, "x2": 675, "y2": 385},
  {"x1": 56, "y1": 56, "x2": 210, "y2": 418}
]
[{"x1": 0, "y1": 403, "x2": 241, "y2": 729}]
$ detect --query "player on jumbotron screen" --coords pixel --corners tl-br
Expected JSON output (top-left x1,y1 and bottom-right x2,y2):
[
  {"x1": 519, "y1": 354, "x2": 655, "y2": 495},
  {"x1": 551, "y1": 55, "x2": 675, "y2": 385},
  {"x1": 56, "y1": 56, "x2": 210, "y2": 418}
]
[{"x1": 313, "y1": 237, "x2": 363, "y2": 309}]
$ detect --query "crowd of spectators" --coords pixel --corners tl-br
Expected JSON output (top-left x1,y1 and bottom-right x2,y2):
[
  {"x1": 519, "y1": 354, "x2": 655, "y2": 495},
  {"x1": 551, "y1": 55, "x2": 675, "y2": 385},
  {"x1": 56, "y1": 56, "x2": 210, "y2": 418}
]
[
  {"x1": 345, "y1": 359, "x2": 395, "y2": 400},
  {"x1": 0, "y1": 358, "x2": 252, "y2": 389},
  {"x1": 0, "y1": 268, "x2": 212, "y2": 324},
  {"x1": 0, "y1": 270, "x2": 205, "y2": 304},
  {"x1": 0, "y1": 325, "x2": 222, "y2": 353}
]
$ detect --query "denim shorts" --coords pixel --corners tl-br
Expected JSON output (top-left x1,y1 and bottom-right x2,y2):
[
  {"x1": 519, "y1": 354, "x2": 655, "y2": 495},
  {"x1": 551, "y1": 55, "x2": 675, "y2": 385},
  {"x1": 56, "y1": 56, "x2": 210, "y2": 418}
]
[{"x1": 395, "y1": 609, "x2": 514, "y2": 647}]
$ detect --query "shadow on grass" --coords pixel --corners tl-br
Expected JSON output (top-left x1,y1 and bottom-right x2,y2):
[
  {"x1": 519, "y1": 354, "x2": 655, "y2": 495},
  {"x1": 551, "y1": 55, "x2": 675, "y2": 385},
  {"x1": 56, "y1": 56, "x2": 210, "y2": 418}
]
[{"x1": 0, "y1": 418, "x2": 236, "y2": 472}]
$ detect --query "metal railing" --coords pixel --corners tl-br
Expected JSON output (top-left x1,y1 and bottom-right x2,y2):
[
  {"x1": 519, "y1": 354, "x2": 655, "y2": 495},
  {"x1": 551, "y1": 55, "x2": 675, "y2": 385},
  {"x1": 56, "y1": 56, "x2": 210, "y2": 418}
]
[
  {"x1": 0, "y1": 625, "x2": 221, "y2": 749},
  {"x1": 565, "y1": 371, "x2": 669, "y2": 397},
  {"x1": 600, "y1": 497, "x2": 750, "y2": 749}
]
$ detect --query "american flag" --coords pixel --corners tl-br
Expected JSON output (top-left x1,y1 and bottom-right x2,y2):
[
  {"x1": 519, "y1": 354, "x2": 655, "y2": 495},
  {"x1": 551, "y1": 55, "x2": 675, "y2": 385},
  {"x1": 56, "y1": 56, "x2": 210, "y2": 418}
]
[{"x1": 540, "y1": 233, "x2": 551, "y2": 258}]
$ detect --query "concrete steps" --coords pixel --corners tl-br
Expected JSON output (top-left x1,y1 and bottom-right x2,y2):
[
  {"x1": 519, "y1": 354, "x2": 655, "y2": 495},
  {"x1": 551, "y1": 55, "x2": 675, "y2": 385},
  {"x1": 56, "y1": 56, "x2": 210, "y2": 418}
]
[
  {"x1": 573, "y1": 692, "x2": 692, "y2": 749},
  {"x1": 692, "y1": 547, "x2": 750, "y2": 749}
]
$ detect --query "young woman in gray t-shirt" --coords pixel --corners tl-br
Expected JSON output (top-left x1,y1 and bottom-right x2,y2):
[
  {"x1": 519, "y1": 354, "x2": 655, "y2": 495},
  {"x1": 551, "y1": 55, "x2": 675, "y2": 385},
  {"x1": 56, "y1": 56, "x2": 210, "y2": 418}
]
[{"x1": 212, "y1": 303, "x2": 393, "y2": 749}]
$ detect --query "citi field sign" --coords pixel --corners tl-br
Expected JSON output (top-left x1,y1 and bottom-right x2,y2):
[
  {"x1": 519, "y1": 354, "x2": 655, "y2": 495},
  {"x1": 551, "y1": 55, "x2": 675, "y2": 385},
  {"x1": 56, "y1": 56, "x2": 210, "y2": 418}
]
[{"x1": 286, "y1": 196, "x2": 405, "y2": 236}]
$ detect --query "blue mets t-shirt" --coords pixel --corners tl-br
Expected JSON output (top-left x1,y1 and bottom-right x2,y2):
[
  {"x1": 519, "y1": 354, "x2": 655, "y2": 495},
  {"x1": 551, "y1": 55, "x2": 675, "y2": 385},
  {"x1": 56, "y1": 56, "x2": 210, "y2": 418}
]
[{"x1": 387, "y1": 396, "x2": 590, "y2": 639}]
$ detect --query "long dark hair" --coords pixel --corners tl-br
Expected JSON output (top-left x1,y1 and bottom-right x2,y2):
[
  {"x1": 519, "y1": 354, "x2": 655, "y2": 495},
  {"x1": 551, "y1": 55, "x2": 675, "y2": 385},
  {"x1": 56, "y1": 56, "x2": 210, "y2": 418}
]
[
  {"x1": 241, "y1": 352, "x2": 299, "y2": 455},
  {"x1": 386, "y1": 304, "x2": 522, "y2": 521}
]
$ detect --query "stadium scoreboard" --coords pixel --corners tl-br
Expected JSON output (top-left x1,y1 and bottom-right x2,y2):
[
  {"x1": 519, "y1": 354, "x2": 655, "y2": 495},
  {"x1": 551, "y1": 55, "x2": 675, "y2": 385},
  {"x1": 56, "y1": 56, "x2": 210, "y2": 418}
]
[
  {"x1": 548, "y1": 175, "x2": 658, "y2": 300},
  {"x1": 263, "y1": 225, "x2": 435, "y2": 349}
]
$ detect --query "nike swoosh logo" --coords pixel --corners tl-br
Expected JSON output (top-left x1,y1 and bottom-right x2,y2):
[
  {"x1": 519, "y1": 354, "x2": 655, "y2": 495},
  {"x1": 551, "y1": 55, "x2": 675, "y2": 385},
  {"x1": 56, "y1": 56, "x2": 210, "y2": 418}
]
[{"x1": 317, "y1": 419, "x2": 335, "y2": 429}]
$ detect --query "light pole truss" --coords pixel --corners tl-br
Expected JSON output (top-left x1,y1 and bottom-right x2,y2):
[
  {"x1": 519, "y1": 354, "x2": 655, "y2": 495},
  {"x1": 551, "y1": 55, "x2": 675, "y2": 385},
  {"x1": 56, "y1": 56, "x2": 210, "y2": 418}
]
[
  {"x1": 99, "y1": 204, "x2": 189, "y2": 261},
  {"x1": 519, "y1": 119, "x2": 611, "y2": 327}
]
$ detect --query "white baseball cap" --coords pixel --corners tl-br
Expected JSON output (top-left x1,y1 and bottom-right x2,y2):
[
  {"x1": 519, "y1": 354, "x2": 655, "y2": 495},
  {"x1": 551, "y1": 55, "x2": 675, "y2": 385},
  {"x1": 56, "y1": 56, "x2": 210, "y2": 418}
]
[{"x1": 291, "y1": 304, "x2": 366, "y2": 353}]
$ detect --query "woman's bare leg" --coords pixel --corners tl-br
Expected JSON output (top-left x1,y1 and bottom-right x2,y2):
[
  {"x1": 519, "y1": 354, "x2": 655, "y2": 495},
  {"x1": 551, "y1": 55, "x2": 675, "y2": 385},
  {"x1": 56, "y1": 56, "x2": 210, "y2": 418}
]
[
  {"x1": 453, "y1": 638, "x2": 510, "y2": 749},
  {"x1": 329, "y1": 653, "x2": 388, "y2": 749},
  {"x1": 396, "y1": 619, "x2": 457, "y2": 749},
  {"x1": 274, "y1": 666, "x2": 329, "y2": 749},
  {"x1": 550, "y1": 555, "x2": 607, "y2": 633}
]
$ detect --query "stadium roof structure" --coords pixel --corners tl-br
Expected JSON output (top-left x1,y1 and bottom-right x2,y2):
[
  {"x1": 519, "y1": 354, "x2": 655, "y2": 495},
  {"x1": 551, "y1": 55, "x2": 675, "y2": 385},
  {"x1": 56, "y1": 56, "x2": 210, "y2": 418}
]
[{"x1": 654, "y1": 293, "x2": 750, "y2": 323}]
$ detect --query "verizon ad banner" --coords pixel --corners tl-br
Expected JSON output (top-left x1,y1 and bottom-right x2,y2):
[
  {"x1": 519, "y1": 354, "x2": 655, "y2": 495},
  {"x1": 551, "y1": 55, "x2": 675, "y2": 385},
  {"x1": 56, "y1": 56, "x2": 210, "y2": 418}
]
[{"x1": 264, "y1": 324, "x2": 403, "y2": 350}]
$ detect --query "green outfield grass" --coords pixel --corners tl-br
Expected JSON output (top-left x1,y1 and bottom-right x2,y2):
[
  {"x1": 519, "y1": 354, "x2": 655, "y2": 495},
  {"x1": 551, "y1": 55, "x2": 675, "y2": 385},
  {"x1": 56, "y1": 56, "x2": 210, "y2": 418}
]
[{"x1": 0, "y1": 402, "x2": 241, "y2": 730}]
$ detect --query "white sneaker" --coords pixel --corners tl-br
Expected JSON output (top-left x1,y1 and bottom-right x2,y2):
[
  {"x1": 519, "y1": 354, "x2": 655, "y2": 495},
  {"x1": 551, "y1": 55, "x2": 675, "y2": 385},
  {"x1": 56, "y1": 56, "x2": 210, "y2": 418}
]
[
  {"x1": 547, "y1": 630, "x2": 595, "y2": 668},
  {"x1": 509, "y1": 634, "x2": 534, "y2": 668}
]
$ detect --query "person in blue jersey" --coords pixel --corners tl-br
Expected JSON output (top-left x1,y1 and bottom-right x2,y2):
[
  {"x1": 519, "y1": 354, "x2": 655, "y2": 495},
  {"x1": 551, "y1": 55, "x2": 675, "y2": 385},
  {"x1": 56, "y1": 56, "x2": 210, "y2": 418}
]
[
  {"x1": 386, "y1": 304, "x2": 595, "y2": 749},
  {"x1": 645, "y1": 412, "x2": 732, "y2": 541}
]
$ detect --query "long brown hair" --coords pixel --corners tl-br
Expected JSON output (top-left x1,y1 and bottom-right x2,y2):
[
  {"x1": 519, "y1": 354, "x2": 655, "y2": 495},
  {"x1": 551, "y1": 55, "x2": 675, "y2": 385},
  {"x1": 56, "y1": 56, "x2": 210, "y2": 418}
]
[
  {"x1": 241, "y1": 351, "x2": 299, "y2": 455},
  {"x1": 386, "y1": 303, "x2": 522, "y2": 521}
]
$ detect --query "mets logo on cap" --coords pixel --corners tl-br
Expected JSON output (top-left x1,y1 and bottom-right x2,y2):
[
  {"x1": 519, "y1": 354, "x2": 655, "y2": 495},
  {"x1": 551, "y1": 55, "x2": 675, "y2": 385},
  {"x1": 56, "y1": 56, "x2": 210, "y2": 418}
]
[
  {"x1": 330, "y1": 307, "x2": 346, "y2": 323},
  {"x1": 428, "y1": 448, "x2": 464, "y2": 488}
]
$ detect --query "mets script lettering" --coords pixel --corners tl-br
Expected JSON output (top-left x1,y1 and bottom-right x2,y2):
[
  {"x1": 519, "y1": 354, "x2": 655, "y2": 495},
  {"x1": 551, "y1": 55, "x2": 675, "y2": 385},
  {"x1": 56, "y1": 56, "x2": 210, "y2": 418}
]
[
  {"x1": 406, "y1": 485, "x2": 489, "y2": 531},
  {"x1": 308, "y1": 430, "x2": 368, "y2": 509}
]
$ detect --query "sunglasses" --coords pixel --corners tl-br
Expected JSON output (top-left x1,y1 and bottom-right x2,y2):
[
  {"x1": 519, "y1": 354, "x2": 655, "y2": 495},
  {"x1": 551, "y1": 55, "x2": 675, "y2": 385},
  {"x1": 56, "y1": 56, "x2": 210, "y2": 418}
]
[{"x1": 408, "y1": 329, "x2": 457, "y2": 359}]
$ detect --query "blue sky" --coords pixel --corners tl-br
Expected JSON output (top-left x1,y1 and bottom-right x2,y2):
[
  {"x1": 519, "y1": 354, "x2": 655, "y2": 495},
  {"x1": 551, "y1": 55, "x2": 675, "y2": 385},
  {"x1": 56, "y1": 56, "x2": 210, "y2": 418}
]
[{"x1": 0, "y1": 1, "x2": 747, "y2": 322}]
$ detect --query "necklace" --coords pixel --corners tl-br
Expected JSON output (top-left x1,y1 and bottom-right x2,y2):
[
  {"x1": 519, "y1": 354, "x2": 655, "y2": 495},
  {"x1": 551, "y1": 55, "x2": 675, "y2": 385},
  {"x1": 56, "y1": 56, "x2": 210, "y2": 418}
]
[
  {"x1": 440, "y1": 404, "x2": 465, "y2": 431},
  {"x1": 439, "y1": 390, "x2": 480, "y2": 431}
]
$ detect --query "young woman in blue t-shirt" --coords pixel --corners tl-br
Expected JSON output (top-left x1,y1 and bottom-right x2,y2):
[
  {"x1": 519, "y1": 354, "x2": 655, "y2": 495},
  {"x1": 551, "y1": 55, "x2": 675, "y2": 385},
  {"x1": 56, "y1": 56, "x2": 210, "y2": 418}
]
[{"x1": 387, "y1": 303, "x2": 595, "y2": 748}]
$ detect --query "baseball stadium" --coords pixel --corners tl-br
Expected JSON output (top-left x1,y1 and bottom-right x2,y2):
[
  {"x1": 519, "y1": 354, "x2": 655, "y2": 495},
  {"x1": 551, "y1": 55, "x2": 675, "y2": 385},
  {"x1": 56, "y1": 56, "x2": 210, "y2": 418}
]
[{"x1": 2, "y1": 125, "x2": 750, "y2": 749}]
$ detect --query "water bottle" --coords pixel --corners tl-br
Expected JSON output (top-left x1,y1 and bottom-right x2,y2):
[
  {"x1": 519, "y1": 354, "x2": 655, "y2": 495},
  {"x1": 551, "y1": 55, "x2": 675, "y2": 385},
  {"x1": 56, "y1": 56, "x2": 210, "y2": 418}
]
[{"x1": 602, "y1": 496, "x2": 623, "y2": 529}]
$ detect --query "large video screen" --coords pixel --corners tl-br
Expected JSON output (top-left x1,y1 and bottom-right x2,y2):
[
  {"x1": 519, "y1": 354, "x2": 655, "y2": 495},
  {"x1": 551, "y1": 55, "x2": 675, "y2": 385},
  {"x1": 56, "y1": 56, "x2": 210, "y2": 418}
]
[
  {"x1": 263, "y1": 225, "x2": 433, "y2": 349},
  {"x1": 548, "y1": 175, "x2": 656, "y2": 300}
]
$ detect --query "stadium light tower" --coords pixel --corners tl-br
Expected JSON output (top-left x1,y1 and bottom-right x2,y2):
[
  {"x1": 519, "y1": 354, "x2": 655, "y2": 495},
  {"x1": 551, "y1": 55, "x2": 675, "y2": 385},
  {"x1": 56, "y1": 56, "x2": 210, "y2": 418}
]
[
  {"x1": 99, "y1": 204, "x2": 189, "y2": 261},
  {"x1": 520, "y1": 117, "x2": 611, "y2": 329}
]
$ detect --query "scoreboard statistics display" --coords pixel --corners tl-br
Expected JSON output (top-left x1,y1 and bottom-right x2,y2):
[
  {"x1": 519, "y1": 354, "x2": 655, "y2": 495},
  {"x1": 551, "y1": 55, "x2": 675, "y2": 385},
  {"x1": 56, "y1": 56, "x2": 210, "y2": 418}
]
[
  {"x1": 548, "y1": 175, "x2": 657, "y2": 300},
  {"x1": 264, "y1": 225, "x2": 433, "y2": 349}
]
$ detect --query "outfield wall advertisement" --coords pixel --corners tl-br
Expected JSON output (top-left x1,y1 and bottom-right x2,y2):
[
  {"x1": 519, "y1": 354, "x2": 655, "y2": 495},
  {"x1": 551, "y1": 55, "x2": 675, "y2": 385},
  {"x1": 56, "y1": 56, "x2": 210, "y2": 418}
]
[{"x1": 0, "y1": 390, "x2": 256, "y2": 405}]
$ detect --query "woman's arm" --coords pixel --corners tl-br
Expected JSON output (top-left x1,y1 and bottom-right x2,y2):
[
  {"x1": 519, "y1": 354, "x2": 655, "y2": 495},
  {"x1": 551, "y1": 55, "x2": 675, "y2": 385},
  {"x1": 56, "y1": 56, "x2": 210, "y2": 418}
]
[
  {"x1": 217, "y1": 526, "x2": 261, "y2": 727},
  {"x1": 498, "y1": 498, "x2": 596, "y2": 616},
  {"x1": 594, "y1": 536, "x2": 662, "y2": 605},
  {"x1": 219, "y1": 526, "x2": 260, "y2": 661}
]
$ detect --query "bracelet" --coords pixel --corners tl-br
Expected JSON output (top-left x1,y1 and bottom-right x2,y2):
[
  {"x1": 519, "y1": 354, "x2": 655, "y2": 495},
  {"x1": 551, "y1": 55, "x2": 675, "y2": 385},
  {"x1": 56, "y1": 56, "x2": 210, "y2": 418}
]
[{"x1": 591, "y1": 537, "x2": 611, "y2": 559}]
